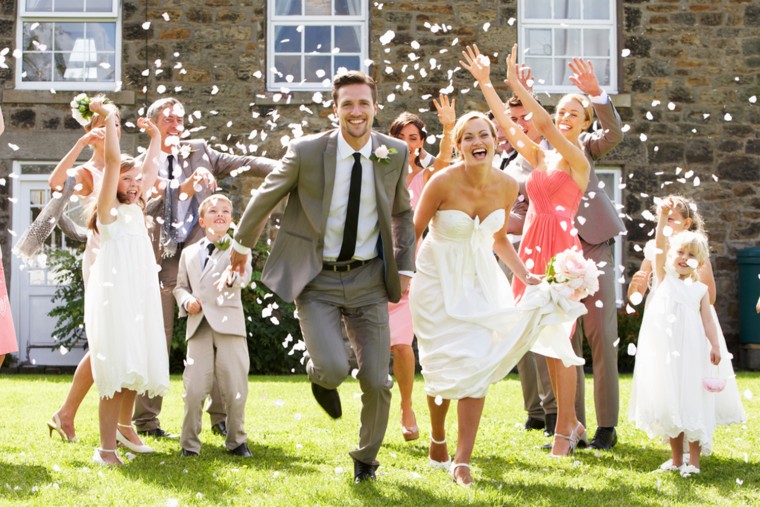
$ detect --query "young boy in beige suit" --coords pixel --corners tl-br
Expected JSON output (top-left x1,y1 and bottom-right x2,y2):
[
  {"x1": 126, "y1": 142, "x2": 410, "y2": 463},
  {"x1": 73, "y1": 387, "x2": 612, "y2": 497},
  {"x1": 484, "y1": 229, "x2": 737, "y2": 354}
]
[{"x1": 174, "y1": 194, "x2": 253, "y2": 457}]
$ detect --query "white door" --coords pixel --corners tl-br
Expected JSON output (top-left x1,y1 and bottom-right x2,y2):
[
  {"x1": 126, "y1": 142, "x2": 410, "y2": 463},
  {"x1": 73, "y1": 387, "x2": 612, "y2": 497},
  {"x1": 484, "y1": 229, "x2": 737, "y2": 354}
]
[{"x1": 10, "y1": 163, "x2": 87, "y2": 367}]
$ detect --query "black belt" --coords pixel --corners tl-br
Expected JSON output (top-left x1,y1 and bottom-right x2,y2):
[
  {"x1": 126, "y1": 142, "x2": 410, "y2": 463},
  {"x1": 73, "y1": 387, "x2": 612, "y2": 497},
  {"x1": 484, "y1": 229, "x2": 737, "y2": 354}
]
[{"x1": 322, "y1": 259, "x2": 373, "y2": 272}]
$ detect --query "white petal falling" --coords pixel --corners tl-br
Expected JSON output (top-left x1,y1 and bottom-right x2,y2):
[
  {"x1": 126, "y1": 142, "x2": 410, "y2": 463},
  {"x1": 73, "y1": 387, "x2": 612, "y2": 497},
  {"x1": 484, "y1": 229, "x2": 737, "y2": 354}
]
[{"x1": 627, "y1": 343, "x2": 637, "y2": 355}]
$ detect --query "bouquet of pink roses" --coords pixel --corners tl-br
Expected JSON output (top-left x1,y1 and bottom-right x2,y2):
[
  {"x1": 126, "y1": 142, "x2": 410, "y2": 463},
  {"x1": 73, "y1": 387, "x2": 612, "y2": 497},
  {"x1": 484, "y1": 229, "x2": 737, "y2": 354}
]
[{"x1": 545, "y1": 248, "x2": 600, "y2": 302}]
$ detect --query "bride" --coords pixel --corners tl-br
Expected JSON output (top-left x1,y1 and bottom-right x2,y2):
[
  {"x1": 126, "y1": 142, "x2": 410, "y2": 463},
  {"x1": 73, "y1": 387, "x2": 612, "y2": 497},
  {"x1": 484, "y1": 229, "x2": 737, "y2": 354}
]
[{"x1": 409, "y1": 112, "x2": 585, "y2": 486}]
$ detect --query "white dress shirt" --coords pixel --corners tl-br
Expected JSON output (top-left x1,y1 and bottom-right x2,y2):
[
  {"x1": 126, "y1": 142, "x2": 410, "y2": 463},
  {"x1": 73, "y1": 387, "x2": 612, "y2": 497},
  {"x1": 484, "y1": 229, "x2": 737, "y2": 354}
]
[{"x1": 322, "y1": 133, "x2": 379, "y2": 261}]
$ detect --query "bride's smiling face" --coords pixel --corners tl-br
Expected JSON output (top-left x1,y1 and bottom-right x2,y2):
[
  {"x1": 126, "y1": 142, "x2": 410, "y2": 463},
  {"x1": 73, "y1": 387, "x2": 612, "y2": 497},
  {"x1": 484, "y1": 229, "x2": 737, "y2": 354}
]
[{"x1": 457, "y1": 117, "x2": 495, "y2": 166}]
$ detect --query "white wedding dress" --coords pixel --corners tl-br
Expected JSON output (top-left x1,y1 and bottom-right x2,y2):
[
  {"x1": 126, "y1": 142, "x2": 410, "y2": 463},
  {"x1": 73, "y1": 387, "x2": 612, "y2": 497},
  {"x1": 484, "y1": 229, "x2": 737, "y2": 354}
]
[{"x1": 409, "y1": 209, "x2": 585, "y2": 399}]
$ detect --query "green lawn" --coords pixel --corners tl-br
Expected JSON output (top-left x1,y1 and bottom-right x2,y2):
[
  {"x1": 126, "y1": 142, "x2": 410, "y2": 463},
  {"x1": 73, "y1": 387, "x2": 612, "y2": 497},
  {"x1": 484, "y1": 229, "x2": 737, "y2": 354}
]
[{"x1": 0, "y1": 373, "x2": 757, "y2": 506}]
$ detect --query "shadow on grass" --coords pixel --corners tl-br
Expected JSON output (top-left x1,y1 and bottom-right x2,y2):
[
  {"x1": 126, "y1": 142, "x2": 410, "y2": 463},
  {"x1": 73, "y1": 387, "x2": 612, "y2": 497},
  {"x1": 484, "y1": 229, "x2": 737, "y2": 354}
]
[{"x1": 0, "y1": 463, "x2": 51, "y2": 499}]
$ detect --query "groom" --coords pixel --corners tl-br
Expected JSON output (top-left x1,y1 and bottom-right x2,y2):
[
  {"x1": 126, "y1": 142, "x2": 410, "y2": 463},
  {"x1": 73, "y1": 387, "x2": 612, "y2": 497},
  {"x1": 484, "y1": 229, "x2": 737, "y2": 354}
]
[{"x1": 230, "y1": 71, "x2": 415, "y2": 483}]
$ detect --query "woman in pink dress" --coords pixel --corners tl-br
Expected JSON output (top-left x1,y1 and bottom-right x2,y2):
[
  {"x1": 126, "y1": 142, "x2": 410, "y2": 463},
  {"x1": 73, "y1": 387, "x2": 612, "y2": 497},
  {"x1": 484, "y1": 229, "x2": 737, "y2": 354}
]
[
  {"x1": 387, "y1": 96, "x2": 455, "y2": 441},
  {"x1": 462, "y1": 44, "x2": 592, "y2": 456},
  {"x1": 0, "y1": 246, "x2": 18, "y2": 368}
]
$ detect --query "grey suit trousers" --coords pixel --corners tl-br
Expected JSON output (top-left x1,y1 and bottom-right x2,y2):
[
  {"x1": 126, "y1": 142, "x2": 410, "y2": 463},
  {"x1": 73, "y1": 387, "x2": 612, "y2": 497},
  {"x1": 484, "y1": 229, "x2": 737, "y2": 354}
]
[
  {"x1": 573, "y1": 239, "x2": 619, "y2": 428},
  {"x1": 295, "y1": 258, "x2": 393, "y2": 466}
]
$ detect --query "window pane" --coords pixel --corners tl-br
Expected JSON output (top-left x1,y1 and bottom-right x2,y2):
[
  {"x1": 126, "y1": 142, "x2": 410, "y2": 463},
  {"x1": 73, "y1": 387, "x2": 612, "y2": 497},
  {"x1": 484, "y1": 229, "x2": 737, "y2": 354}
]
[
  {"x1": 334, "y1": 26, "x2": 360, "y2": 53},
  {"x1": 588, "y1": 58, "x2": 610, "y2": 86},
  {"x1": 584, "y1": 0, "x2": 610, "y2": 20},
  {"x1": 583, "y1": 29, "x2": 609, "y2": 57},
  {"x1": 335, "y1": 0, "x2": 362, "y2": 15},
  {"x1": 25, "y1": 0, "x2": 52, "y2": 12},
  {"x1": 553, "y1": 58, "x2": 573, "y2": 87},
  {"x1": 524, "y1": 57, "x2": 552, "y2": 86},
  {"x1": 554, "y1": 28, "x2": 581, "y2": 56},
  {"x1": 524, "y1": 0, "x2": 550, "y2": 19},
  {"x1": 334, "y1": 55, "x2": 360, "y2": 74},
  {"x1": 305, "y1": 55, "x2": 331, "y2": 81},
  {"x1": 554, "y1": 0, "x2": 580, "y2": 19},
  {"x1": 305, "y1": 0, "x2": 330, "y2": 15},
  {"x1": 56, "y1": 0, "x2": 86, "y2": 13},
  {"x1": 274, "y1": 25, "x2": 301, "y2": 53},
  {"x1": 275, "y1": 0, "x2": 301, "y2": 16},
  {"x1": 87, "y1": 0, "x2": 113, "y2": 13},
  {"x1": 526, "y1": 29, "x2": 552, "y2": 56},
  {"x1": 305, "y1": 26, "x2": 330, "y2": 53},
  {"x1": 54, "y1": 22, "x2": 84, "y2": 52},
  {"x1": 23, "y1": 22, "x2": 53, "y2": 50},
  {"x1": 274, "y1": 55, "x2": 302, "y2": 82},
  {"x1": 22, "y1": 53, "x2": 53, "y2": 81}
]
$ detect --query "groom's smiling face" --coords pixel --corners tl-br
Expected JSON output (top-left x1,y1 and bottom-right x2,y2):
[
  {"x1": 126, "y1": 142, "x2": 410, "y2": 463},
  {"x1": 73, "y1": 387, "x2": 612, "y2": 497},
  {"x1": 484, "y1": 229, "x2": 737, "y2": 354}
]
[{"x1": 334, "y1": 83, "x2": 377, "y2": 149}]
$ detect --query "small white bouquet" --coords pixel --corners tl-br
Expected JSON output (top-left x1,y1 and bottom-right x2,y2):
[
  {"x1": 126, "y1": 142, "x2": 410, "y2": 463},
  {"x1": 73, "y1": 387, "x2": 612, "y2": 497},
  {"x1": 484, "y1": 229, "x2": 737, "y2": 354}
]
[
  {"x1": 545, "y1": 248, "x2": 600, "y2": 302},
  {"x1": 70, "y1": 93, "x2": 110, "y2": 127}
]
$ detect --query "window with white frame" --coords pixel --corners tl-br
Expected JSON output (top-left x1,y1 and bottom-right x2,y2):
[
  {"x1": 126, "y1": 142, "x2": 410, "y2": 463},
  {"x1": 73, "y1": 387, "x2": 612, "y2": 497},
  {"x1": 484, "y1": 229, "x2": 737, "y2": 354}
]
[
  {"x1": 267, "y1": 0, "x2": 367, "y2": 92},
  {"x1": 16, "y1": 0, "x2": 121, "y2": 91},
  {"x1": 519, "y1": 0, "x2": 617, "y2": 94},
  {"x1": 596, "y1": 166, "x2": 624, "y2": 305}
]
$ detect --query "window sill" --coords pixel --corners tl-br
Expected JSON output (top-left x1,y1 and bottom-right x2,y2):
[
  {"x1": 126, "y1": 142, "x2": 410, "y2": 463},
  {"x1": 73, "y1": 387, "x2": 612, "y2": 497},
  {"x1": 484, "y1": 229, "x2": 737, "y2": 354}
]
[
  {"x1": 534, "y1": 93, "x2": 631, "y2": 108},
  {"x1": 1, "y1": 90, "x2": 137, "y2": 105}
]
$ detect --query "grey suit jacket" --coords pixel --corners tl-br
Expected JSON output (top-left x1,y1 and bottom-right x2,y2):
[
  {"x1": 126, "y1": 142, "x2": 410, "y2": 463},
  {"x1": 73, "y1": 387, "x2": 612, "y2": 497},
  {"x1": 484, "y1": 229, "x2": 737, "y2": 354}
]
[
  {"x1": 174, "y1": 240, "x2": 253, "y2": 338},
  {"x1": 575, "y1": 100, "x2": 627, "y2": 245},
  {"x1": 234, "y1": 129, "x2": 415, "y2": 304}
]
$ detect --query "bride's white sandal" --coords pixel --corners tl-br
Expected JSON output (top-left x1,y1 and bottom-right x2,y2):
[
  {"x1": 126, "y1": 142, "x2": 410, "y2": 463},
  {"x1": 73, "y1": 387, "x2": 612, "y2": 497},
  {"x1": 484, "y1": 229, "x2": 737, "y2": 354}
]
[
  {"x1": 449, "y1": 462, "x2": 473, "y2": 487},
  {"x1": 429, "y1": 436, "x2": 452, "y2": 470}
]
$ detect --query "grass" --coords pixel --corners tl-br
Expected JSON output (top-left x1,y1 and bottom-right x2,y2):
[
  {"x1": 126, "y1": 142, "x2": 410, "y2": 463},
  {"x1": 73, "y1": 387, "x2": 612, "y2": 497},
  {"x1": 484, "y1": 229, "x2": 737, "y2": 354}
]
[{"x1": 0, "y1": 372, "x2": 757, "y2": 506}]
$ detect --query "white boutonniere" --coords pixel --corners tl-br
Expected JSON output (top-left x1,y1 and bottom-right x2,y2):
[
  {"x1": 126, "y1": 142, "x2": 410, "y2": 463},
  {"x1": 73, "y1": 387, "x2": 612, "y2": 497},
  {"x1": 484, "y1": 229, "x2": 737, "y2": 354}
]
[
  {"x1": 369, "y1": 145, "x2": 398, "y2": 164},
  {"x1": 177, "y1": 144, "x2": 194, "y2": 159}
]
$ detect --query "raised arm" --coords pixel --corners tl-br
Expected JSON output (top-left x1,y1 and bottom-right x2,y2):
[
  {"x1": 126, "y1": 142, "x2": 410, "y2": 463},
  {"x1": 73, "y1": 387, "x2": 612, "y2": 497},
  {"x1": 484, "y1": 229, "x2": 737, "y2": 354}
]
[
  {"x1": 460, "y1": 45, "x2": 543, "y2": 169},
  {"x1": 431, "y1": 94, "x2": 456, "y2": 176},
  {"x1": 505, "y1": 45, "x2": 589, "y2": 180},
  {"x1": 136, "y1": 117, "x2": 161, "y2": 198},
  {"x1": 569, "y1": 57, "x2": 623, "y2": 160},
  {"x1": 91, "y1": 100, "x2": 120, "y2": 225},
  {"x1": 48, "y1": 129, "x2": 104, "y2": 192}
]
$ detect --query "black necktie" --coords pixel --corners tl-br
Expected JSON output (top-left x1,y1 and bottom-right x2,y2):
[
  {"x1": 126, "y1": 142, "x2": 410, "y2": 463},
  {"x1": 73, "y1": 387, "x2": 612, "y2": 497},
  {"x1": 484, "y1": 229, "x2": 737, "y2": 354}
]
[
  {"x1": 500, "y1": 151, "x2": 518, "y2": 170},
  {"x1": 167, "y1": 154, "x2": 175, "y2": 180},
  {"x1": 337, "y1": 152, "x2": 362, "y2": 261},
  {"x1": 203, "y1": 242, "x2": 215, "y2": 268}
]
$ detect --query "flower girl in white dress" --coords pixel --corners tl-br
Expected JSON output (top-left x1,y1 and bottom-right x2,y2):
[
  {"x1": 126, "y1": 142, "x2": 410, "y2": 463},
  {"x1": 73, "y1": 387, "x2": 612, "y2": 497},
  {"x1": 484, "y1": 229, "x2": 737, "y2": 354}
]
[
  {"x1": 85, "y1": 100, "x2": 168, "y2": 465},
  {"x1": 629, "y1": 199, "x2": 744, "y2": 477}
]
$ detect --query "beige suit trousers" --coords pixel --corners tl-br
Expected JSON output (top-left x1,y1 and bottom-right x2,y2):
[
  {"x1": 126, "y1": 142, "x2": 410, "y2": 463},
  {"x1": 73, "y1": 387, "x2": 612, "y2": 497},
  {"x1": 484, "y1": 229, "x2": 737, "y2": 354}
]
[{"x1": 180, "y1": 319, "x2": 249, "y2": 453}]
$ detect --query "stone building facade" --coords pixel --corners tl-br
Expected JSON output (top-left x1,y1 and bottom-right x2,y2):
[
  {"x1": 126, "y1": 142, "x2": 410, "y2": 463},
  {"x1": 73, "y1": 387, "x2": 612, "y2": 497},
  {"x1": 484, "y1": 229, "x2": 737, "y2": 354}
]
[{"x1": 0, "y1": 1, "x2": 758, "y2": 365}]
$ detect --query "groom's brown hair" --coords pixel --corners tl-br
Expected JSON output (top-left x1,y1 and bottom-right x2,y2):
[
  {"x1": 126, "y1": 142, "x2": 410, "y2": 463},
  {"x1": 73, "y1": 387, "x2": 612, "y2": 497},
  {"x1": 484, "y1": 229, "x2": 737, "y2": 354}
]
[{"x1": 331, "y1": 71, "x2": 377, "y2": 104}]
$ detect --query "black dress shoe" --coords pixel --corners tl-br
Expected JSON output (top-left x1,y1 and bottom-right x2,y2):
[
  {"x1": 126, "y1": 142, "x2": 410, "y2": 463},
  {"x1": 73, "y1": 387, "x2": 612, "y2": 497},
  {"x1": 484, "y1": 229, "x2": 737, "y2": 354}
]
[
  {"x1": 211, "y1": 421, "x2": 227, "y2": 437},
  {"x1": 311, "y1": 383, "x2": 342, "y2": 419},
  {"x1": 589, "y1": 426, "x2": 618, "y2": 450},
  {"x1": 524, "y1": 416, "x2": 545, "y2": 431},
  {"x1": 228, "y1": 442, "x2": 252, "y2": 457},
  {"x1": 544, "y1": 413, "x2": 557, "y2": 437},
  {"x1": 138, "y1": 428, "x2": 178, "y2": 439},
  {"x1": 352, "y1": 457, "x2": 378, "y2": 484},
  {"x1": 180, "y1": 448, "x2": 199, "y2": 457}
]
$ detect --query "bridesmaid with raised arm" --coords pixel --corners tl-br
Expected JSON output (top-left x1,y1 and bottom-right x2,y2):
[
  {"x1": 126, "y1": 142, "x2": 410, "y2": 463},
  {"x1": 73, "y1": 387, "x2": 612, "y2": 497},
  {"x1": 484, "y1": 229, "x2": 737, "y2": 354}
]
[
  {"x1": 387, "y1": 95, "x2": 455, "y2": 442},
  {"x1": 461, "y1": 43, "x2": 592, "y2": 457}
]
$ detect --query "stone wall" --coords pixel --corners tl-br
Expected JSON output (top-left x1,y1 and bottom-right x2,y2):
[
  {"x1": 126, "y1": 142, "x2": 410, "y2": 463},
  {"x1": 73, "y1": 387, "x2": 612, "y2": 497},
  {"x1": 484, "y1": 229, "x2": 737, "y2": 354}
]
[{"x1": 1, "y1": 0, "x2": 759, "y2": 357}]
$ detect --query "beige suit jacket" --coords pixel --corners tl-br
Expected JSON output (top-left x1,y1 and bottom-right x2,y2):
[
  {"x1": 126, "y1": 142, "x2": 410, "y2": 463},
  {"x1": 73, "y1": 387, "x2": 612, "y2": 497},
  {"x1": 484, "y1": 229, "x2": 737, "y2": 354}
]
[
  {"x1": 173, "y1": 240, "x2": 253, "y2": 338},
  {"x1": 234, "y1": 129, "x2": 415, "y2": 303}
]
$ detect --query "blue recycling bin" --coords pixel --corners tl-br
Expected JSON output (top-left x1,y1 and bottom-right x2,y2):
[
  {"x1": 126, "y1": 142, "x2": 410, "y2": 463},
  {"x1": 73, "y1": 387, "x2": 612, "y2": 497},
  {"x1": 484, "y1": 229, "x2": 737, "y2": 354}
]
[{"x1": 738, "y1": 247, "x2": 760, "y2": 345}]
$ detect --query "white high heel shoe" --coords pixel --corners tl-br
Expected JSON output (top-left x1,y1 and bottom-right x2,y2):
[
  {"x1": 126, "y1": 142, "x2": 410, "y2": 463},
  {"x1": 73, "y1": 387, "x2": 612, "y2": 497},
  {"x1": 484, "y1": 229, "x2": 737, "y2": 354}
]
[
  {"x1": 429, "y1": 436, "x2": 452, "y2": 470},
  {"x1": 92, "y1": 448, "x2": 123, "y2": 466},
  {"x1": 116, "y1": 423, "x2": 154, "y2": 453}
]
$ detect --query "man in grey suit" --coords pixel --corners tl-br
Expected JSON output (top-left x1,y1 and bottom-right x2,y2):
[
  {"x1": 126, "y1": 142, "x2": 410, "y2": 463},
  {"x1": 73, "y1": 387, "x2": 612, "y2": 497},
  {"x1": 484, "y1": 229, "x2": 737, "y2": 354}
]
[
  {"x1": 133, "y1": 97, "x2": 278, "y2": 438},
  {"x1": 230, "y1": 71, "x2": 415, "y2": 483},
  {"x1": 569, "y1": 60, "x2": 627, "y2": 450}
]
